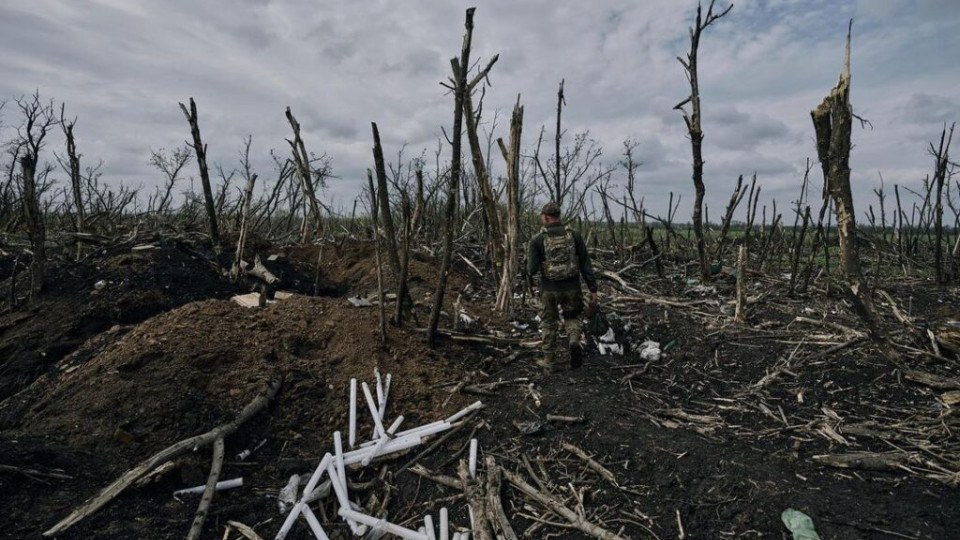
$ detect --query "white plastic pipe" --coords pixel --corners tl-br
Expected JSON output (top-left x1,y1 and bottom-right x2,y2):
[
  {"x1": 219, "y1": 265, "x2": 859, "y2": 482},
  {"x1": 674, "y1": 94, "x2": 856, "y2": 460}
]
[
  {"x1": 274, "y1": 501, "x2": 303, "y2": 540},
  {"x1": 451, "y1": 534, "x2": 461, "y2": 540},
  {"x1": 468, "y1": 439, "x2": 478, "y2": 479},
  {"x1": 349, "y1": 379, "x2": 357, "y2": 448},
  {"x1": 440, "y1": 508, "x2": 449, "y2": 540},
  {"x1": 342, "y1": 434, "x2": 422, "y2": 466},
  {"x1": 326, "y1": 463, "x2": 364, "y2": 535},
  {"x1": 339, "y1": 508, "x2": 428, "y2": 540},
  {"x1": 445, "y1": 401, "x2": 483, "y2": 424},
  {"x1": 379, "y1": 373, "x2": 392, "y2": 418},
  {"x1": 173, "y1": 477, "x2": 243, "y2": 497},
  {"x1": 362, "y1": 382, "x2": 387, "y2": 439},
  {"x1": 362, "y1": 415, "x2": 404, "y2": 466},
  {"x1": 333, "y1": 431, "x2": 348, "y2": 497},
  {"x1": 359, "y1": 420, "x2": 450, "y2": 448},
  {"x1": 302, "y1": 453, "x2": 332, "y2": 500},
  {"x1": 375, "y1": 368, "x2": 384, "y2": 407},
  {"x1": 424, "y1": 514, "x2": 437, "y2": 540},
  {"x1": 300, "y1": 504, "x2": 330, "y2": 540}
]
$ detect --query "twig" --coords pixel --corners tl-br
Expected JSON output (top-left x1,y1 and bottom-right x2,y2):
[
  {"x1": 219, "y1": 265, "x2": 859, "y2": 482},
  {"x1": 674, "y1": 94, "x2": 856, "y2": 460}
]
[{"x1": 187, "y1": 437, "x2": 225, "y2": 540}]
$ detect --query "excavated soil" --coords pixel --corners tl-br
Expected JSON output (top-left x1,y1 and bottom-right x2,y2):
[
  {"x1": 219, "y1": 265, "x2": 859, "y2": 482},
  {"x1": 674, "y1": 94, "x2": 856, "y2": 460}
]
[{"x1": 1, "y1": 243, "x2": 959, "y2": 540}]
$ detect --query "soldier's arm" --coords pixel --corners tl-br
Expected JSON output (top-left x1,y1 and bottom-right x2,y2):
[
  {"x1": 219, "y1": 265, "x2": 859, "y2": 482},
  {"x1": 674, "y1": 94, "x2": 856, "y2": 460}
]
[
  {"x1": 574, "y1": 232, "x2": 598, "y2": 293},
  {"x1": 526, "y1": 234, "x2": 542, "y2": 279}
]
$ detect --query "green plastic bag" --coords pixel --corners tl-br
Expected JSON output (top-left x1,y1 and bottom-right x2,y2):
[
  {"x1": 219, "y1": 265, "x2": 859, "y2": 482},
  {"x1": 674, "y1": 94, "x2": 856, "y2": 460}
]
[
  {"x1": 781, "y1": 509, "x2": 821, "y2": 540},
  {"x1": 586, "y1": 310, "x2": 610, "y2": 337}
]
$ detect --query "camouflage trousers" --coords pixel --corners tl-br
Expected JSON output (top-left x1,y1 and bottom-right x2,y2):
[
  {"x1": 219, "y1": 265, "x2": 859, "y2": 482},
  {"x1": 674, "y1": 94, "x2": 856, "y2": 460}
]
[{"x1": 540, "y1": 287, "x2": 584, "y2": 366}]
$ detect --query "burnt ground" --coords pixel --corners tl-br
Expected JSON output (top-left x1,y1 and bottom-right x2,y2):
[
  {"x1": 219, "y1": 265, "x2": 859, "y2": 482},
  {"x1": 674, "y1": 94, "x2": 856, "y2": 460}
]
[{"x1": 1, "y1": 241, "x2": 958, "y2": 539}]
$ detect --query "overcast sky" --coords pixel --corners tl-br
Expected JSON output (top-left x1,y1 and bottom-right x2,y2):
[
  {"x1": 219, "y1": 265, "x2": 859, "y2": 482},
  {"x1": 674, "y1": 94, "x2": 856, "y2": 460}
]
[{"x1": 1, "y1": 0, "x2": 958, "y2": 222}]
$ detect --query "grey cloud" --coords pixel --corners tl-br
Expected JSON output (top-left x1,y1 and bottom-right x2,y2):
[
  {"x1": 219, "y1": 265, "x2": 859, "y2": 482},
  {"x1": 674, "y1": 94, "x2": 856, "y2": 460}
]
[{"x1": 896, "y1": 93, "x2": 960, "y2": 127}]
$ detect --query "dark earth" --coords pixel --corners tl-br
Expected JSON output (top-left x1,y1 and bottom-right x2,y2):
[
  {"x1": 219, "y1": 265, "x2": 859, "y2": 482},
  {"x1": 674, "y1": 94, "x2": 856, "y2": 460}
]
[{"x1": 1, "y1": 240, "x2": 958, "y2": 539}]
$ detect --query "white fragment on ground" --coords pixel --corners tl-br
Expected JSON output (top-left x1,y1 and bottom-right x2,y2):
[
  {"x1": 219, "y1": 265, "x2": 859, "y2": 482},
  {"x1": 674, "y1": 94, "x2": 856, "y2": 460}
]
[
  {"x1": 597, "y1": 328, "x2": 624, "y2": 356},
  {"x1": 638, "y1": 340, "x2": 661, "y2": 361},
  {"x1": 278, "y1": 474, "x2": 300, "y2": 513}
]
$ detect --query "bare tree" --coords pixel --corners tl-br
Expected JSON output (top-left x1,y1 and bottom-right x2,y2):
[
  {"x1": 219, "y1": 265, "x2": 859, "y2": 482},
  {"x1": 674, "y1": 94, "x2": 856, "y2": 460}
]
[
  {"x1": 929, "y1": 123, "x2": 956, "y2": 283},
  {"x1": 56, "y1": 105, "x2": 85, "y2": 256},
  {"x1": 462, "y1": 54, "x2": 503, "y2": 272},
  {"x1": 149, "y1": 146, "x2": 192, "y2": 214},
  {"x1": 674, "y1": 0, "x2": 732, "y2": 281},
  {"x1": 12, "y1": 92, "x2": 58, "y2": 300},
  {"x1": 179, "y1": 98, "x2": 220, "y2": 245},
  {"x1": 495, "y1": 96, "x2": 524, "y2": 312},
  {"x1": 429, "y1": 7, "x2": 476, "y2": 345}
]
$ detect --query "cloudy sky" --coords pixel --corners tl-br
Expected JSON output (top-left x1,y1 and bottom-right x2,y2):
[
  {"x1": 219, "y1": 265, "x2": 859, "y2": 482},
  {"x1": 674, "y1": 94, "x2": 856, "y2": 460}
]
[{"x1": 1, "y1": 0, "x2": 958, "y2": 221}]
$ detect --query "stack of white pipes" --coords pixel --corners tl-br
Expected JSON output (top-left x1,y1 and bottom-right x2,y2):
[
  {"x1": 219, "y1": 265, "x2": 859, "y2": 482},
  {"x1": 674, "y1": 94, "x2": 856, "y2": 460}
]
[{"x1": 274, "y1": 370, "x2": 483, "y2": 540}]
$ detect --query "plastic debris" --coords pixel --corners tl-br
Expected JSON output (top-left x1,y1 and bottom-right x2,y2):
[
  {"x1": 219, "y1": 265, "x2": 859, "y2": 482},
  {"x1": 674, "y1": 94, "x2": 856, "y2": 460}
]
[
  {"x1": 781, "y1": 508, "x2": 821, "y2": 540},
  {"x1": 278, "y1": 474, "x2": 299, "y2": 513},
  {"x1": 638, "y1": 340, "x2": 661, "y2": 361}
]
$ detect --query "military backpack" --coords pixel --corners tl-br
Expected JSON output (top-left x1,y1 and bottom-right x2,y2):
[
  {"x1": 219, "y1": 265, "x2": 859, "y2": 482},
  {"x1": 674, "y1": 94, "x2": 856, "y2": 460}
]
[{"x1": 541, "y1": 227, "x2": 578, "y2": 281}]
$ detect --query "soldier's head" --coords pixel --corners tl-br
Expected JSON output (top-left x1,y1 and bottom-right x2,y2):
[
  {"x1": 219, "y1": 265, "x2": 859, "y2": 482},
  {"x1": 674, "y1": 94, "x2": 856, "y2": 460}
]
[{"x1": 540, "y1": 201, "x2": 561, "y2": 225}]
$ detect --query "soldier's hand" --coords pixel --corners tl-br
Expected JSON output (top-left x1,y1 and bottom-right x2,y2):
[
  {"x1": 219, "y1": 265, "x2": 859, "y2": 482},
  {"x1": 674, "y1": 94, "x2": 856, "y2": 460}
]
[{"x1": 588, "y1": 292, "x2": 598, "y2": 307}]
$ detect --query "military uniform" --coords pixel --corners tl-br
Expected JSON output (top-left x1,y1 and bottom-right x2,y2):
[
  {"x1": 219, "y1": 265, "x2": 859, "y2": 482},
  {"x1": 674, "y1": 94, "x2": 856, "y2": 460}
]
[{"x1": 526, "y1": 204, "x2": 598, "y2": 371}]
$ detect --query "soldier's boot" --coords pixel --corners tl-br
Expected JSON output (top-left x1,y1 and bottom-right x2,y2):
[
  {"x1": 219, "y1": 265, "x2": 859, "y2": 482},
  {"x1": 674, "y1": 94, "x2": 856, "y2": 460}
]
[{"x1": 565, "y1": 318, "x2": 584, "y2": 369}]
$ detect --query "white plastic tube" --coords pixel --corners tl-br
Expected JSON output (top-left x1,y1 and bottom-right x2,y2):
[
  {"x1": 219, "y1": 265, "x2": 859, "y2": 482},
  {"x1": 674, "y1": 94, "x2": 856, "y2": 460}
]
[
  {"x1": 362, "y1": 415, "x2": 404, "y2": 466},
  {"x1": 379, "y1": 373, "x2": 392, "y2": 418},
  {"x1": 440, "y1": 508, "x2": 448, "y2": 540},
  {"x1": 339, "y1": 508, "x2": 428, "y2": 540},
  {"x1": 302, "y1": 454, "x2": 332, "y2": 500},
  {"x1": 349, "y1": 379, "x2": 357, "y2": 449},
  {"x1": 274, "y1": 501, "x2": 303, "y2": 540},
  {"x1": 333, "y1": 432, "x2": 348, "y2": 497},
  {"x1": 362, "y1": 382, "x2": 387, "y2": 439},
  {"x1": 359, "y1": 420, "x2": 449, "y2": 448},
  {"x1": 468, "y1": 439, "x2": 478, "y2": 479},
  {"x1": 300, "y1": 504, "x2": 330, "y2": 540},
  {"x1": 424, "y1": 514, "x2": 437, "y2": 540},
  {"x1": 375, "y1": 368, "x2": 384, "y2": 407},
  {"x1": 445, "y1": 401, "x2": 483, "y2": 424},
  {"x1": 342, "y1": 434, "x2": 422, "y2": 466},
  {"x1": 173, "y1": 477, "x2": 243, "y2": 497},
  {"x1": 326, "y1": 463, "x2": 365, "y2": 535}
]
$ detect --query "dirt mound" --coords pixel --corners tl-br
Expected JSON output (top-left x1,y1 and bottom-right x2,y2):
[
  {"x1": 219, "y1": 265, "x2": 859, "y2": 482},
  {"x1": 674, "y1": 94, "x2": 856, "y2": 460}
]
[
  {"x1": 0, "y1": 294, "x2": 473, "y2": 539},
  {"x1": 281, "y1": 240, "x2": 476, "y2": 300},
  {"x1": 0, "y1": 243, "x2": 234, "y2": 401},
  {"x1": 8, "y1": 295, "x2": 468, "y2": 455}
]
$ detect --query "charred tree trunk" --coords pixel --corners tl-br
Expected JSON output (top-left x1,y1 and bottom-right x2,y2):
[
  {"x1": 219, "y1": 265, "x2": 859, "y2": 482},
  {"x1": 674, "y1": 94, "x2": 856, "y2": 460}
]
[
  {"x1": 371, "y1": 122, "x2": 402, "y2": 278},
  {"x1": 429, "y1": 7, "x2": 475, "y2": 345},
  {"x1": 496, "y1": 97, "x2": 523, "y2": 312},
  {"x1": 60, "y1": 106, "x2": 84, "y2": 258},
  {"x1": 554, "y1": 80, "x2": 565, "y2": 208},
  {"x1": 20, "y1": 153, "x2": 45, "y2": 300},
  {"x1": 463, "y1": 56, "x2": 503, "y2": 272},
  {"x1": 232, "y1": 174, "x2": 258, "y2": 283},
  {"x1": 811, "y1": 22, "x2": 889, "y2": 353},
  {"x1": 179, "y1": 98, "x2": 220, "y2": 246},
  {"x1": 930, "y1": 124, "x2": 955, "y2": 284},
  {"x1": 674, "y1": 0, "x2": 732, "y2": 282},
  {"x1": 285, "y1": 107, "x2": 324, "y2": 242}
]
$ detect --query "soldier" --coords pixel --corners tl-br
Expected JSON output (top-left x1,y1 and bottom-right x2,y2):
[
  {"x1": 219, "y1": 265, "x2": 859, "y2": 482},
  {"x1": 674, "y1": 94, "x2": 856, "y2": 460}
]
[{"x1": 526, "y1": 201, "x2": 598, "y2": 372}]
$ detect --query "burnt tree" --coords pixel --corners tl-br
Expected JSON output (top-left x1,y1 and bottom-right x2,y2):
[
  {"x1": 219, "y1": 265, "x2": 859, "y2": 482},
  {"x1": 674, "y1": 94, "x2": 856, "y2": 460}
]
[
  {"x1": 811, "y1": 21, "x2": 889, "y2": 352},
  {"x1": 429, "y1": 7, "x2": 475, "y2": 345},
  {"x1": 179, "y1": 98, "x2": 220, "y2": 245},
  {"x1": 674, "y1": 0, "x2": 732, "y2": 281}
]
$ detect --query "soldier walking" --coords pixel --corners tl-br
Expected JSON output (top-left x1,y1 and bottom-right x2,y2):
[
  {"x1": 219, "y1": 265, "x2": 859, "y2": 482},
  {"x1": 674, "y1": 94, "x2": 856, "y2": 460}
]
[{"x1": 526, "y1": 202, "x2": 598, "y2": 372}]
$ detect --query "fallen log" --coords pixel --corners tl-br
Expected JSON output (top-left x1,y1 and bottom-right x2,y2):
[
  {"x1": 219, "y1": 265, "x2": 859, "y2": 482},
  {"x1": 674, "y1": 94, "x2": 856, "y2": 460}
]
[{"x1": 43, "y1": 376, "x2": 282, "y2": 537}]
